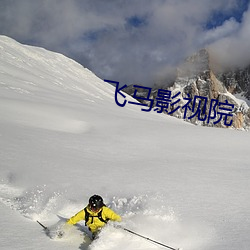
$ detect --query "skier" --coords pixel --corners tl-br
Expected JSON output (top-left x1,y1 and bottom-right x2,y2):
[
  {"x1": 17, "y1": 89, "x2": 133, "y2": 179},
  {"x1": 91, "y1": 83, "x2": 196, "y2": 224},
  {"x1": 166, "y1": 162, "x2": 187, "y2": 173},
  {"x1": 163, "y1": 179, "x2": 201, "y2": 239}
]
[{"x1": 66, "y1": 194, "x2": 121, "y2": 239}]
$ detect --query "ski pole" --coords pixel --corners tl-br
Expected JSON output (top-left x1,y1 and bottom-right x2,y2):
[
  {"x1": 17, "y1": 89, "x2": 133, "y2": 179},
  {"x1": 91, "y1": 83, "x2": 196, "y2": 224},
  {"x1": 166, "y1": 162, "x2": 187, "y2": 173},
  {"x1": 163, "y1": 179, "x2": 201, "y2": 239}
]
[
  {"x1": 122, "y1": 227, "x2": 180, "y2": 250},
  {"x1": 37, "y1": 220, "x2": 48, "y2": 231}
]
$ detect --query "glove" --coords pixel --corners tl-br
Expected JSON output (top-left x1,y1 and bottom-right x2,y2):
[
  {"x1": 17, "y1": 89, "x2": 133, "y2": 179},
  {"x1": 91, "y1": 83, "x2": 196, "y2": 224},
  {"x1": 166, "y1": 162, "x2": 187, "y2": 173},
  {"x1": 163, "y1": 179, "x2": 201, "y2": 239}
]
[
  {"x1": 55, "y1": 223, "x2": 71, "y2": 238},
  {"x1": 56, "y1": 230, "x2": 64, "y2": 238}
]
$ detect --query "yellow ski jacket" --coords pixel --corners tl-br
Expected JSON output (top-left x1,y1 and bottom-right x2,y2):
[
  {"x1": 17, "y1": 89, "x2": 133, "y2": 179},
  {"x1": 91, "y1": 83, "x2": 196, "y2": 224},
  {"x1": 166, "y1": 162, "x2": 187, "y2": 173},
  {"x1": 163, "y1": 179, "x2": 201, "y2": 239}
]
[{"x1": 67, "y1": 206, "x2": 121, "y2": 233}]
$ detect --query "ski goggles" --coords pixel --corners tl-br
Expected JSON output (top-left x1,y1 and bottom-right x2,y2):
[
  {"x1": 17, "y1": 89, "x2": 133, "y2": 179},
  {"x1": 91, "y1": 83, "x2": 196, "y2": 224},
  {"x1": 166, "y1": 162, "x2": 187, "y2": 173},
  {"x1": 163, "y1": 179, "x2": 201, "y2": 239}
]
[{"x1": 89, "y1": 204, "x2": 101, "y2": 212}]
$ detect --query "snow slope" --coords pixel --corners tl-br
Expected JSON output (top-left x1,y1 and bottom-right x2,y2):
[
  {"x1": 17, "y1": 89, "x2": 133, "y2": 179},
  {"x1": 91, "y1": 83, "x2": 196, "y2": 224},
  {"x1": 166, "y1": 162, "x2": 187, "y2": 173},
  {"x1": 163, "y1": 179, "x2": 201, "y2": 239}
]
[{"x1": 0, "y1": 36, "x2": 250, "y2": 250}]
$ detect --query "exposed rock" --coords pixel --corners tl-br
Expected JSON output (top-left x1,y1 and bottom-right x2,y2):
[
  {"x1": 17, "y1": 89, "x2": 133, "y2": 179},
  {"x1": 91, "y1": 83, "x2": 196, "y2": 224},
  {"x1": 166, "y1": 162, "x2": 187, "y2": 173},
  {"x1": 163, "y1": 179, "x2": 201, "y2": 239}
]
[
  {"x1": 233, "y1": 112, "x2": 244, "y2": 129},
  {"x1": 216, "y1": 66, "x2": 250, "y2": 100},
  {"x1": 168, "y1": 49, "x2": 250, "y2": 130}
]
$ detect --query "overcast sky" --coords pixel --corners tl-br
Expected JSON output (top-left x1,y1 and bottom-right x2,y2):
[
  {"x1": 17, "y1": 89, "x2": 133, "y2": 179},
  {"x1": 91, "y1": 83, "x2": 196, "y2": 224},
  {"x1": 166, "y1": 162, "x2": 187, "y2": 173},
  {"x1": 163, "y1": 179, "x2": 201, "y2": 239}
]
[{"x1": 0, "y1": 0, "x2": 249, "y2": 86}]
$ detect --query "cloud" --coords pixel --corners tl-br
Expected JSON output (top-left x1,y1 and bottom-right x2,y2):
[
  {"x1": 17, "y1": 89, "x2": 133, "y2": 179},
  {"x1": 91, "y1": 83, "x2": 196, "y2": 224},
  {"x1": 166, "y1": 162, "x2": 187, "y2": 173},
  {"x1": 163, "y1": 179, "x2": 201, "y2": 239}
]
[
  {"x1": 0, "y1": 0, "x2": 249, "y2": 85},
  {"x1": 200, "y1": 18, "x2": 240, "y2": 45},
  {"x1": 209, "y1": 4, "x2": 250, "y2": 69}
]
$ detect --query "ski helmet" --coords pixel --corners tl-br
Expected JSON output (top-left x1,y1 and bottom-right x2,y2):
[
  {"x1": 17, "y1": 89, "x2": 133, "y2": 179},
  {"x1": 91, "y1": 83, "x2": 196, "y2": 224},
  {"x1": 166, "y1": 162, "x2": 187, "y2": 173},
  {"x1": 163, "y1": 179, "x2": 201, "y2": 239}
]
[{"x1": 89, "y1": 195, "x2": 104, "y2": 210}]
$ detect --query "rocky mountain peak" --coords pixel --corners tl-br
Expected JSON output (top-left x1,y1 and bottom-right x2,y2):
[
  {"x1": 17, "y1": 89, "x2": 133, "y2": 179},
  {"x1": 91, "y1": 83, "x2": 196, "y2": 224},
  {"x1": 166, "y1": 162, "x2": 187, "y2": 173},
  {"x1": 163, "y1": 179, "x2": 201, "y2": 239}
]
[
  {"x1": 177, "y1": 48, "x2": 210, "y2": 78},
  {"x1": 172, "y1": 49, "x2": 250, "y2": 129},
  {"x1": 124, "y1": 48, "x2": 250, "y2": 130}
]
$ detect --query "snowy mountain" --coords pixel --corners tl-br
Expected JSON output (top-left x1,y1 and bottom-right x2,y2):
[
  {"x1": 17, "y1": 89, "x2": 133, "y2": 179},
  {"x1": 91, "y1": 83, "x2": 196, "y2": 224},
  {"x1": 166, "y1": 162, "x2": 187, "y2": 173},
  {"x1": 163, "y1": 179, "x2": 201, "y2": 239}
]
[
  {"x1": 124, "y1": 49, "x2": 250, "y2": 130},
  {"x1": 0, "y1": 36, "x2": 250, "y2": 250}
]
